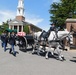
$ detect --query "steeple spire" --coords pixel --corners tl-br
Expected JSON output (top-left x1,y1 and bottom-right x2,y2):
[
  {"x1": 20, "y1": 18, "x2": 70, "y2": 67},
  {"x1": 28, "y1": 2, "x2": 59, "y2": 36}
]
[
  {"x1": 17, "y1": 0, "x2": 24, "y2": 16},
  {"x1": 16, "y1": 0, "x2": 25, "y2": 21}
]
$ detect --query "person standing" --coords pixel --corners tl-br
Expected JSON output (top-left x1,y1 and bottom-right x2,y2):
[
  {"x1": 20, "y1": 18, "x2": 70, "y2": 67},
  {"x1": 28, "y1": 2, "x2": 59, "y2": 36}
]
[
  {"x1": 1, "y1": 32, "x2": 4, "y2": 48},
  {"x1": 1, "y1": 31, "x2": 8, "y2": 51},
  {"x1": 9, "y1": 32, "x2": 16, "y2": 56}
]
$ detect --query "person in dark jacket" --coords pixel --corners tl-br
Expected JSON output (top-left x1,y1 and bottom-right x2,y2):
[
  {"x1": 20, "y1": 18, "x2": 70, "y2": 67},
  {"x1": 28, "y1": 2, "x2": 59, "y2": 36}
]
[
  {"x1": 48, "y1": 23, "x2": 59, "y2": 38},
  {"x1": 9, "y1": 32, "x2": 16, "y2": 56},
  {"x1": 50, "y1": 23, "x2": 55, "y2": 31},
  {"x1": 1, "y1": 31, "x2": 8, "y2": 51}
]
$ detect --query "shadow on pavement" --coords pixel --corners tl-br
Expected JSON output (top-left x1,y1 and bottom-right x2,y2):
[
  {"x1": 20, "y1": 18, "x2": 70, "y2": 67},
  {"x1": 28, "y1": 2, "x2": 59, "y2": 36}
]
[
  {"x1": 32, "y1": 51, "x2": 60, "y2": 59},
  {"x1": 70, "y1": 60, "x2": 76, "y2": 63},
  {"x1": 73, "y1": 57, "x2": 76, "y2": 58},
  {"x1": 19, "y1": 48, "x2": 33, "y2": 53},
  {"x1": 9, "y1": 51, "x2": 19, "y2": 57}
]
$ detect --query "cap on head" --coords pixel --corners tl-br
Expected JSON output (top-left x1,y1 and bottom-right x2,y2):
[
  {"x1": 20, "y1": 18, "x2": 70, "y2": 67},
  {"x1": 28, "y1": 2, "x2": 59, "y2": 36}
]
[{"x1": 51, "y1": 23, "x2": 55, "y2": 25}]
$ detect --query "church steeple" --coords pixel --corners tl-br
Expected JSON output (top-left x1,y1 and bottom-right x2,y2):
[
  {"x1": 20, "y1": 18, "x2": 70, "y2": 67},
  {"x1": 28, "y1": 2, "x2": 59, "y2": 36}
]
[
  {"x1": 16, "y1": 0, "x2": 25, "y2": 21},
  {"x1": 17, "y1": 0, "x2": 24, "y2": 16}
]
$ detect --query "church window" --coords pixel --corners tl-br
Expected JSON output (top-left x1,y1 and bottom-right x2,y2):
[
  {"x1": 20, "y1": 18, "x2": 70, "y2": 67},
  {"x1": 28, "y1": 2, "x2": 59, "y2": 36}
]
[{"x1": 19, "y1": 9, "x2": 20, "y2": 13}]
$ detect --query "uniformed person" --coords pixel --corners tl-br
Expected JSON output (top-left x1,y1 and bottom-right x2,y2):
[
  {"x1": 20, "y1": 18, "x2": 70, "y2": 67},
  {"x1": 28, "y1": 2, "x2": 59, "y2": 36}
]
[
  {"x1": 1, "y1": 31, "x2": 8, "y2": 51},
  {"x1": 50, "y1": 23, "x2": 55, "y2": 31},
  {"x1": 9, "y1": 32, "x2": 16, "y2": 56},
  {"x1": 48, "y1": 23, "x2": 58, "y2": 38}
]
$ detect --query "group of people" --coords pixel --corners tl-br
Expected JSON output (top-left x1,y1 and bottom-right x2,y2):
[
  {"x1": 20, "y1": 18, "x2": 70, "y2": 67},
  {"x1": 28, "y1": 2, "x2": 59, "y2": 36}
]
[
  {"x1": 0, "y1": 23, "x2": 57, "y2": 57},
  {"x1": 0, "y1": 31, "x2": 17, "y2": 56}
]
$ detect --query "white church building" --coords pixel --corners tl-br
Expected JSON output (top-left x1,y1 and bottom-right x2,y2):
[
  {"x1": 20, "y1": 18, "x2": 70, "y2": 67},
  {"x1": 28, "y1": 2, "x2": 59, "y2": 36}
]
[{"x1": 8, "y1": 0, "x2": 42, "y2": 33}]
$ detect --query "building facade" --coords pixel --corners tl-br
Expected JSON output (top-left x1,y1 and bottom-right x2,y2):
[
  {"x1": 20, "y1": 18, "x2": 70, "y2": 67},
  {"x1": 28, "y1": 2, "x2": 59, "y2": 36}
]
[{"x1": 66, "y1": 19, "x2": 76, "y2": 46}]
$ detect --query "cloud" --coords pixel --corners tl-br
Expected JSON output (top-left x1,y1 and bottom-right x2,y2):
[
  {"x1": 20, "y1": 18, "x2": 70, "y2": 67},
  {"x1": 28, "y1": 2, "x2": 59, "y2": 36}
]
[
  {"x1": 0, "y1": 10, "x2": 16, "y2": 25},
  {"x1": 25, "y1": 13, "x2": 44, "y2": 25},
  {"x1": 52, "y1": 0, "x2": 60, "y2": 2},
  {"x1": 46, "y1": 0, "x2": 60, "y2": 4},
  {"x1": 0, "y1": 10, "x2": 44, "y2": 26},
  {"x1": 26, "y1": 18, "x2": 43, "y2": 25}
]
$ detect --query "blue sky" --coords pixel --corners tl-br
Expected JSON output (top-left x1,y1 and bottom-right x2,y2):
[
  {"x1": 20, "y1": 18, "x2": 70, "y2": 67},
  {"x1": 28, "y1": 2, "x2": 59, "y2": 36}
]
[{"x1": 0, "y1": 0, "x2": 60, "y2": 31}]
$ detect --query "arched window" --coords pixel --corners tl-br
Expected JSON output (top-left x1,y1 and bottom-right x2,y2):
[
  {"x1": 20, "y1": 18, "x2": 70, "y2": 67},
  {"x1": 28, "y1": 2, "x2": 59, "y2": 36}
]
[{"x1": 19, "y1": 9, "x2": 20, "y2": 14}]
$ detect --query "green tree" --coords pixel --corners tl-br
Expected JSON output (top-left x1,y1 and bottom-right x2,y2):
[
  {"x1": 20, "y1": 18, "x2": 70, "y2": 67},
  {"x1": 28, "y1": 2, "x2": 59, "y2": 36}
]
[
  {"x1": 0, "y1": 21, "x2": 9, "y2": 34},
  {"x1": 49, "y1": 0, "x2": 76, "y2": 29},
  {"x1": 23, "y1": 25, "x2": 29, "y2": 34},
  {"x1": 3, "y1": 22, "x2": 9, "y2": 30}
]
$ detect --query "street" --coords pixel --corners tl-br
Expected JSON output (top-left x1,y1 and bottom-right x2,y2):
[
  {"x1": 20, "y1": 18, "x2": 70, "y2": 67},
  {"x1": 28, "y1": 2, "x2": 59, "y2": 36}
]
[{"x1": 0, "y1": 40, "x2": 76, "y2": 75}]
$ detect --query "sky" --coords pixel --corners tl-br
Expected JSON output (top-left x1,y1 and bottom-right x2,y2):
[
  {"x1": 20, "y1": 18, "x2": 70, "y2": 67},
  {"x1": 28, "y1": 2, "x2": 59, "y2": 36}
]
[{"x1": 0, "y1": 0, "x2": 60, "y2": 31}]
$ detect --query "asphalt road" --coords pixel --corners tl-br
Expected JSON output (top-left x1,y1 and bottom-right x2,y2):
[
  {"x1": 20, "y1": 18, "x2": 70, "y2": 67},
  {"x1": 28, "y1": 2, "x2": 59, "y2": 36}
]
[{"x1": 0, "y1": 40, "x2": 76, "y2": 75}]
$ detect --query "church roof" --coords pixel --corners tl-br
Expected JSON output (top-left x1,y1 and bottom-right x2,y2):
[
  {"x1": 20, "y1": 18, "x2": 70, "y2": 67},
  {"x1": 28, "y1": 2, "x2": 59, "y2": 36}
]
[
  {"x1": 25, "y1": 21, "x2": 42, "y2": 31},
  {"x1": 8, "y1": 19, "x2": 26, "y2": 25},
  {"x1": 8, "y1": 18, "x2": 42, "y2": 31}
]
